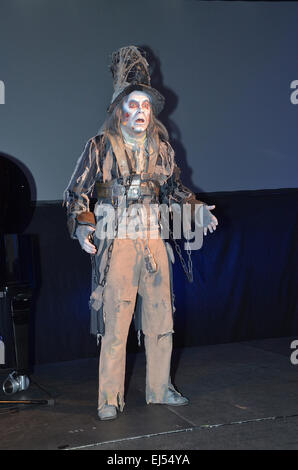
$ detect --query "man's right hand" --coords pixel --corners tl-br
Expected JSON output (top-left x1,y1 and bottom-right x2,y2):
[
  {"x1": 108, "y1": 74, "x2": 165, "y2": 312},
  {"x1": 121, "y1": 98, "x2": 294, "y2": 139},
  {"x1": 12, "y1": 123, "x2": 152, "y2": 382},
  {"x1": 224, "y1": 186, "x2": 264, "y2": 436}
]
[{"x1": 76, "y1": 225, "x2": 97, "y2": 254}]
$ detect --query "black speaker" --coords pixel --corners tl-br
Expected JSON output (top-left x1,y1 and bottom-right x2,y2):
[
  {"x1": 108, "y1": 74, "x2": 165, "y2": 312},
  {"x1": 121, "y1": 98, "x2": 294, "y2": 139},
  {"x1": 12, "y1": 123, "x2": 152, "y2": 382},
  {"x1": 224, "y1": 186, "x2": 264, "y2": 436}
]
[
  {"x1": 0, "y1": 283, "x2": 32, "y2": 374},
  {"x1": 0, "y1": 156, "x2": 38, "y2": 399}
]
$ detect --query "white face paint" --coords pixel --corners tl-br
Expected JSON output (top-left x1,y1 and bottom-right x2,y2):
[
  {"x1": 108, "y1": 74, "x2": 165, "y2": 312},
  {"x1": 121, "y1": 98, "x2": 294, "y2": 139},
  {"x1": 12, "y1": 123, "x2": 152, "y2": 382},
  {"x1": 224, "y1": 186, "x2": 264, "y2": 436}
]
[{"x1": 121, "y1": 91, "x2": 151, "y2": 135}]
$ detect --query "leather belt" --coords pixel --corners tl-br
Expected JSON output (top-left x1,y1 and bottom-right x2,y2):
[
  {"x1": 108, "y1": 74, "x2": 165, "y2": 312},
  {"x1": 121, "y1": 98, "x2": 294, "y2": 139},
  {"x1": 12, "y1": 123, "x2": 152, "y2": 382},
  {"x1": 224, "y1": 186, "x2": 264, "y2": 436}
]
[{"x1": 96, "y1": 176, "x2": 160, "y2": 202}]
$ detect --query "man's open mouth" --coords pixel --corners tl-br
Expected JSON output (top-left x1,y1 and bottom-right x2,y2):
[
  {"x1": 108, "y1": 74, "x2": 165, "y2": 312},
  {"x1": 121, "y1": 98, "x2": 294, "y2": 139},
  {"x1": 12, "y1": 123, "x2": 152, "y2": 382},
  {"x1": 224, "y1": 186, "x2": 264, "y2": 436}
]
[{"x1": 136, "y1": 118, "x2": 145, "y2": 124}]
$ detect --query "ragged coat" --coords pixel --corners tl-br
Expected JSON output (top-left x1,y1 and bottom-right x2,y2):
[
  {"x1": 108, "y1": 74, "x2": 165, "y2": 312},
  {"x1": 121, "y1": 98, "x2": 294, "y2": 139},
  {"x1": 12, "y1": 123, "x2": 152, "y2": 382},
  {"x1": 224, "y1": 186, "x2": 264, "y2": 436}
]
[{"x1": 64, "y1": 130, "x2": 204, "y2": 337}]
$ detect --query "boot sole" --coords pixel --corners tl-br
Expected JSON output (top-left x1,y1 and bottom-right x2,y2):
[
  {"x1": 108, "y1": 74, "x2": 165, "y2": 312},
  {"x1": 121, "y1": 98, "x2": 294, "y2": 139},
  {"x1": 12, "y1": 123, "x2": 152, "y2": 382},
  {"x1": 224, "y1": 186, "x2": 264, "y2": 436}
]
[
  {"x1": 98, "y1": 413, "x2": 118, "y2": 420},
  {"x1": 166, "y1": 401, "x2": 189, "y2": 406},
  {"x1": 149, "y1": 400, "x2": 189, "y2": 406}
]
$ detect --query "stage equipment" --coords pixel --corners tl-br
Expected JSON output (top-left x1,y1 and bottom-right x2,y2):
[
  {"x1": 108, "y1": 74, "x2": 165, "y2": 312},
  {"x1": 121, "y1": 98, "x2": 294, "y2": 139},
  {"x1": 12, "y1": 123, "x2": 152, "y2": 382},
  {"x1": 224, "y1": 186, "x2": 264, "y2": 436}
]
[
  {"x1": 0, "y1": 235, "x2": 33, "y2": 395},
  {"x1": 0, "y1": 156, "x2": 53, "y2": 407}
]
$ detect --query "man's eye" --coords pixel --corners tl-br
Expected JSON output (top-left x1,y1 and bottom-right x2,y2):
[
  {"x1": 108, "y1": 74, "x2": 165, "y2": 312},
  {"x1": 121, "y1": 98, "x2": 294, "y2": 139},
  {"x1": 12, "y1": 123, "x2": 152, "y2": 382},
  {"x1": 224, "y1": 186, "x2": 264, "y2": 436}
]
[
  {"x1": 142, "y1": 102, "x2": 150, "y2": 109},
  {"x1": 129, "y1": 102, "x2": 138, "y2": 108}
]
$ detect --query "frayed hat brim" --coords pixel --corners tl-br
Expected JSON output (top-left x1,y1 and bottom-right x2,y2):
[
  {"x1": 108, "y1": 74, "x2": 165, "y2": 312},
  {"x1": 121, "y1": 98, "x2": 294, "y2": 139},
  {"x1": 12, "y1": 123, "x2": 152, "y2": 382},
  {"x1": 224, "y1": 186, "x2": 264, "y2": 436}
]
[{"x1": 108, "y1": 84, "x2": 165, "y2": 115}]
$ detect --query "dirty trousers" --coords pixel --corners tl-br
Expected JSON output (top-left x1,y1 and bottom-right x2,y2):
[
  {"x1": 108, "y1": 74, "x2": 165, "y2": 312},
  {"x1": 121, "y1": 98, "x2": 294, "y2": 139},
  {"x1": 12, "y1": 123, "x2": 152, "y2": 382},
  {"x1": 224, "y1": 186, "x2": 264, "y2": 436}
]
[{"x1": 98, "y1": 237, "x2": 174, "y2": 411}]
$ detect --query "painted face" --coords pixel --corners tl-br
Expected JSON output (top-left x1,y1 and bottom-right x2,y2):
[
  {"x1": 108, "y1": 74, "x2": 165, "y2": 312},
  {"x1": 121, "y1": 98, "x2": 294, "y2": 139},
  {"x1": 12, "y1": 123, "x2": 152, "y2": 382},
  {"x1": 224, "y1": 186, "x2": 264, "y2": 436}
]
[{"x1": 122, "y1": 91, "x2": 151, "y2": 134}]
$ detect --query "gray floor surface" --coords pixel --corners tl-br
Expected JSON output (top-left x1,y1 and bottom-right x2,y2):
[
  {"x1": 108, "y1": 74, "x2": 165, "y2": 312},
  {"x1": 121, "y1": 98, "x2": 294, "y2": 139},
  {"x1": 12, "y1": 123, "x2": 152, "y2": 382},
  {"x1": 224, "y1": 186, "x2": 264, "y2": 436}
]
[{"x1": 0, "y1": 336, "x2": 298, "y2": 450}]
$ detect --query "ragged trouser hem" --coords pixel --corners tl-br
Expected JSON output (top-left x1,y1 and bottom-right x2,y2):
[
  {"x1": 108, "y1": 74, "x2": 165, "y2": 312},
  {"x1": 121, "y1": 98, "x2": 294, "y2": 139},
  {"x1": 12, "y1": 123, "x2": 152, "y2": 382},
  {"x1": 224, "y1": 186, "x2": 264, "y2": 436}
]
[
  {"x1": 97, "y1": 390, "x2": 125, "y2": 412},
  {"x1": 146, "y1": 379, "x2": 180, "y2": 404}
]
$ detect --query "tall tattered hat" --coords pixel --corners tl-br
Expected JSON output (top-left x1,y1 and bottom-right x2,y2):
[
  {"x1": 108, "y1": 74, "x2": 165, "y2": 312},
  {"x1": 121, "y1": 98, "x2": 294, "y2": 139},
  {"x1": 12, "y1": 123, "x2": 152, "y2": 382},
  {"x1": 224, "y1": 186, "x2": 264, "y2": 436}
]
[{"x1": 108, "y1": 45, "x2": 165, "y2": 116}]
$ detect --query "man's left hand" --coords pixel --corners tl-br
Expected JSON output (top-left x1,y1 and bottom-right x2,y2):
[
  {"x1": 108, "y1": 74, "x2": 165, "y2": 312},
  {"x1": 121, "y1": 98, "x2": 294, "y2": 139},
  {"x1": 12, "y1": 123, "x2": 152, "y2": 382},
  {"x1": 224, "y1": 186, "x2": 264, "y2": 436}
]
[{"x1": 203, "y1": 205, "x2": 218, "y2": 236}]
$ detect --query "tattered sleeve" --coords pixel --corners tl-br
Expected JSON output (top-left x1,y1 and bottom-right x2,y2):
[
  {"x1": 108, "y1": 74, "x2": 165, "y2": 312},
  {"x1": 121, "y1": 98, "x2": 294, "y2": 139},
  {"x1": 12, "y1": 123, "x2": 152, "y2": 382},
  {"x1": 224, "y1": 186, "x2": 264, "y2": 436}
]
[{"x1": 63, "y1": 136, "x2": 102, "y2": 238}]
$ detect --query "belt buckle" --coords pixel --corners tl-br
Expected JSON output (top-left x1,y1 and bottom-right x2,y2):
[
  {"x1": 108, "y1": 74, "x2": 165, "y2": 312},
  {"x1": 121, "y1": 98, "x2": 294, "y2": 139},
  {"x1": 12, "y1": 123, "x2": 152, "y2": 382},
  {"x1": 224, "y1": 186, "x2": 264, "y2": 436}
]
[{"x1": 127, "y1": 175, "x2": 141, "y2": 200}]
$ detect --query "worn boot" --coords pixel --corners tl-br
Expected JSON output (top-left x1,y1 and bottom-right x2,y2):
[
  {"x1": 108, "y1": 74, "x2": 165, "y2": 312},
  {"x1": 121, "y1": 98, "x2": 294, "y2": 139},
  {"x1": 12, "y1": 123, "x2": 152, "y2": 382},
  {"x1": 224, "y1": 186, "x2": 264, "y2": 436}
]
[
  {"x1": 149, "y1": 388, "x2": 189, "y2": 406},
  {"x1": 165, "y1": 388, "x2": 189, "y2": 406},
  {"x1": 97, "y1": 404, "x2": 118, "y2": 420}
]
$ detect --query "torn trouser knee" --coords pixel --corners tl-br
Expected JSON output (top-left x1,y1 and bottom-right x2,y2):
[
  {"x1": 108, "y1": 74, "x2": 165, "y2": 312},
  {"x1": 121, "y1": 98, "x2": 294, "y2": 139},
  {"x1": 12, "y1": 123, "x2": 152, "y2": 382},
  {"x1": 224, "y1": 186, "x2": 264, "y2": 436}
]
[{"x1": 144, "y1": 330, "x2": 174, "y2": 404}]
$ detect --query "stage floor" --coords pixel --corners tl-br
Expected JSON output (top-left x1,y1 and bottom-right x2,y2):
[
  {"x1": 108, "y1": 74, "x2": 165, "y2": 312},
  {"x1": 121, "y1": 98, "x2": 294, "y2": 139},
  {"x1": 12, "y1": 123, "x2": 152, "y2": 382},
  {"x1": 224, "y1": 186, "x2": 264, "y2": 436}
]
[{"x1": 0, "y1": 336, "x2": 298, "y2": 450}]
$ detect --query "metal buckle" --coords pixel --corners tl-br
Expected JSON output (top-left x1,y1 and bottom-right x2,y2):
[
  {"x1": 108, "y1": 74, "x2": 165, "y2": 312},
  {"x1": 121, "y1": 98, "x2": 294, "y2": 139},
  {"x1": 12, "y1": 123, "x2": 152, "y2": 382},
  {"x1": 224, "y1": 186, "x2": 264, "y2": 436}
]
[{"x1": 126, "y1": 175, "x2": 141, "y2": 200}]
